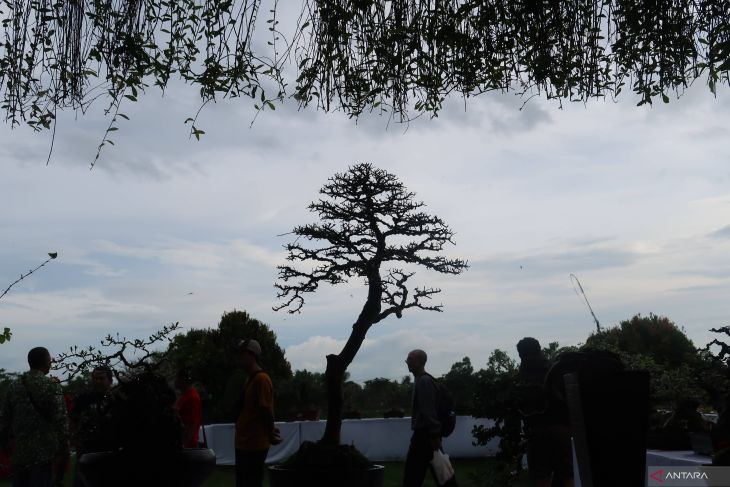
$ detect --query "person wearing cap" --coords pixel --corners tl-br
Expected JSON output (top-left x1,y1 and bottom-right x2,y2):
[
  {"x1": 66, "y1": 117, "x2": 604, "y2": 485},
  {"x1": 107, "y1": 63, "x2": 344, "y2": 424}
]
[{"x1": 234, "y1": 339, "x2": 281, "y2": 487}]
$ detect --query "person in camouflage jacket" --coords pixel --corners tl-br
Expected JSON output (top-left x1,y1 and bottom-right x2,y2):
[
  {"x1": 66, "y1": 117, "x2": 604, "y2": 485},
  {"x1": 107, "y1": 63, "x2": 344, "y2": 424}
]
[{"x1": 0, "y1": 347, "x2": 69, "y2": 487}]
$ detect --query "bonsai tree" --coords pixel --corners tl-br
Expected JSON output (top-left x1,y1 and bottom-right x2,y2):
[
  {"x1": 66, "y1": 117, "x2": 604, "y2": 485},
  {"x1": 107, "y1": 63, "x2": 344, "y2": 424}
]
[
  {"x1": 274, "y1": 162, "x2": 468, "y2": 446},
  {"x1": 53, "y1": 324, "x2": 216, "y2": 487}
]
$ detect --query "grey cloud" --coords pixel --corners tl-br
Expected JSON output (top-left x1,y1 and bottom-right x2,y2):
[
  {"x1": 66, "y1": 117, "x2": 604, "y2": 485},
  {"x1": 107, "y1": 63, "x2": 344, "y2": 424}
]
[
  {"x1": 669, "y1": 283, "x2": 730, "y2": 294},
  {"x1": 669, "y1": 267, "x2": 730, "y2": 279},
  {"x1": 471, "y1": 246, "x2": 639, "y2": 278},
  {"x1": 710, "y1": 225, "x2": 730, "y2": 239},
  {"x1": 689, "y1": 126, "x2": 730, "y2": 140}
]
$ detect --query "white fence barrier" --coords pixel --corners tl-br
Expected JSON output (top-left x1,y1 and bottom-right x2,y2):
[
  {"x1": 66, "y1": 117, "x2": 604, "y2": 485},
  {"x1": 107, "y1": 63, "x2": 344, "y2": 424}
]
[{"x1": 201, "y1": 416, "x2": 499, "y2": 465}]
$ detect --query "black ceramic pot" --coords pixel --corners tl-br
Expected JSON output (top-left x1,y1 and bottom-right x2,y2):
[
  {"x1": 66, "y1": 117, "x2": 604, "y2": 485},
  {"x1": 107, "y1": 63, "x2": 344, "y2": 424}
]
[
  {"x1": 78, "y1": 448, "x2": 216, "y2": 487},
  {"x1": 268, "y1": 464, "x2": 385, "y2": 487}
]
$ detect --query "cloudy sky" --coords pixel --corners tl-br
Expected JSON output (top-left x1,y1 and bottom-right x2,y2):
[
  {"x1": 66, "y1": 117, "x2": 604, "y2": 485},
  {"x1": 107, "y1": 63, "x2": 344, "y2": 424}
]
[{"x1": 1, "y1": 60, "x2": 729, "y2": 382}]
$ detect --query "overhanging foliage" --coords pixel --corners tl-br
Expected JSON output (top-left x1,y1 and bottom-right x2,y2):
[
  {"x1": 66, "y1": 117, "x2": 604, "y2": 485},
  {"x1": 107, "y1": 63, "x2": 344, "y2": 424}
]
[
  {"x1": 297, "y1": 0, "x2": 730, "y2": 118},
  {"x1": 1, "y1": 0, "x2": 729, "y2": 145}
]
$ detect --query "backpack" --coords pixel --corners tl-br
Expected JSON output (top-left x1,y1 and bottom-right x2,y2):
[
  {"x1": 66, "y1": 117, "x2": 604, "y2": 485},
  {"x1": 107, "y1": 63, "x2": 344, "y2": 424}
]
[{"x1": 427, "y1": 374, "x2": 457, "y2": 437}]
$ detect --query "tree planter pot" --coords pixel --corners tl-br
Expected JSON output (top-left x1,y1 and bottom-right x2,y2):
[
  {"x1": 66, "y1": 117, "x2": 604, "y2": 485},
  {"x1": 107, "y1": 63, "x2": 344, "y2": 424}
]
[
  {"x1": 78, "y1": 448, "x2": 216, "y2": 487},
  {"x1": 268, "y1": 464, "x2": 385, "y2": 487}
]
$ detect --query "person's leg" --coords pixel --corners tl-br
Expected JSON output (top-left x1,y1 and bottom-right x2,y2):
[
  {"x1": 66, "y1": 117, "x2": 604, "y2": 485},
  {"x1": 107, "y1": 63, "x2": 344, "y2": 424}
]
[
  {"x1": 25, "y1": 463, "x2": 53, "y2": 487},
  {"x1": 52, "y1": 454, "x2": 68, "y2": 487},
  {"x1": 235, "y1": 449, "x2": 245, "y2": 487},
  {"x1": 11, "y1": 466, "x2": 29, "y2": 487},
  {"x1": 546, "y1": 425, "x2": 574, "y2": 487},
  {"x1": 236, "y1": 449, "x2": 269, "y2": 487},
  {"x1": 72, "y1": 453, "x2": 83, "y2": 487},
  {"x1": 248, "y1": 449, "x2": 269, "y2": 487},
  {"x1": 526, "y1": 429, "x2": 553, "y2": 487},
  {"x1": 403, "y1": 432, "x2": 433, "y2": 487}
]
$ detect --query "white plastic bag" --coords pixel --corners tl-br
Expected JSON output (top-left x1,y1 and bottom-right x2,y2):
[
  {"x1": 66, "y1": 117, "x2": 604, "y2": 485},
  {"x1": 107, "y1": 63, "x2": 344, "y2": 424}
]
[{"x1": 430, "y1": 449, "x2": 455, "y2": 486}]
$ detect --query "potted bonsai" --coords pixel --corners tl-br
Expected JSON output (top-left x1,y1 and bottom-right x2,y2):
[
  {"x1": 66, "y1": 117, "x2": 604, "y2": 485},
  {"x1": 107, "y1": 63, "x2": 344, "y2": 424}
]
[
  {"x1": 54, "y1": 325, "x2": 216, "y2": 487},
  {"x1": 77, "y1": 371, "x2": 216, "y2": 487},
  {"x1": 270, "y1": 163, "x2": 467, "y2": 487}
]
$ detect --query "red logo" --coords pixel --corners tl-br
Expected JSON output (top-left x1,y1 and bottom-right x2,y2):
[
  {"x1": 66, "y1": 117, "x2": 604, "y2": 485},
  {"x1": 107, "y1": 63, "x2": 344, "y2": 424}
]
[{"x1": 650, "y1": 469, "x2": 664, "y2": 483}]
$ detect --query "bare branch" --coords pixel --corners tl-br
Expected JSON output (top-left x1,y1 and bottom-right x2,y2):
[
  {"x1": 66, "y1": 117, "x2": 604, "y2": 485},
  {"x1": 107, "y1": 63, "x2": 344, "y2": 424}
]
[
  {"x1": 53, "y1": 322, "x2": 180, "y2": 382},
  {"x1": 706, "y1": 326, "x2": 730, "y2": 363},
  {"x1": 0, "y1": 253, "x2": 58, "y2": 301},
  {"x1": 377, "y1": 269, "x2": 443, "y2": 322}
]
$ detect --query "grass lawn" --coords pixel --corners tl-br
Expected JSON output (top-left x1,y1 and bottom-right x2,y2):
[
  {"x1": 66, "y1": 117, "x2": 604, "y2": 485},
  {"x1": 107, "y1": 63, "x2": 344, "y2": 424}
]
[{"x1": 1, "y1": 458, "x2": 530, "y2": 487}]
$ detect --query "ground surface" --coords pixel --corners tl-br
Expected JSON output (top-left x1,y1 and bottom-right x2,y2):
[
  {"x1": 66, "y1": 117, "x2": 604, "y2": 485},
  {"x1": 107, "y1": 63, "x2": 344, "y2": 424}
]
[{"x1": 0, "y1": 458, "x2": 530, "y2": 486}]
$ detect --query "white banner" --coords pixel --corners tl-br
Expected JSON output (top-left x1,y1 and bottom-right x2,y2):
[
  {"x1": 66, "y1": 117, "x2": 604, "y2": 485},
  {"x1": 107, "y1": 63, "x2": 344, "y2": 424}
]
[{"x1": 200, "y1": 416, "x2": 499, "y2": 465}]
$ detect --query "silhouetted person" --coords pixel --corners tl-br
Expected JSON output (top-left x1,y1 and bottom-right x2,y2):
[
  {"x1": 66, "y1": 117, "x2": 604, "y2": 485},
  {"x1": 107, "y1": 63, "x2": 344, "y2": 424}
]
[
  {"x1": 0, "y1": 347, "x2": 68, "y2": 487},
  {"x1": 71, "y1": 366, "x2": 113, "y2": 486},
  {"x1": 234, "y1": 339, "x2": 281, "y2": 487},
  {"x1": 403, "y1": 349, "x2": 447, "y2": 487},
  {"x1": 712, "y1": 393, "x2": 730, "y2": 465},
  {"x1": 175, "y1": 368, "x2": 202, "y2": 448},
  {"x1": 72, "y1": 366, "x2": 113, "y2": 453},
  {"x1": 515, "y1": 338, "x2": 573, "y2": 487}
]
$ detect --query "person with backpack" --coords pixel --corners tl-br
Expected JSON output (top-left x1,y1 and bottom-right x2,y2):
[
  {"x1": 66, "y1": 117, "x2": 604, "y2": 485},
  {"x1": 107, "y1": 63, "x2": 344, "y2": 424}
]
[{"x1": 403, "y1": 349, "x2": 456, "y2": 487}]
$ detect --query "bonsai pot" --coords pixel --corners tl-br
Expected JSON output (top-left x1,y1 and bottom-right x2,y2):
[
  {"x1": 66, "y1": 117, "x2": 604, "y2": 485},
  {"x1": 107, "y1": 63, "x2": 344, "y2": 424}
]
[
  {"x1": 78, "y1": 448, "x2": 216, "y2": 487},
  {"x1": 268, "y1": 464, "x2": 385, "y2": 487}
]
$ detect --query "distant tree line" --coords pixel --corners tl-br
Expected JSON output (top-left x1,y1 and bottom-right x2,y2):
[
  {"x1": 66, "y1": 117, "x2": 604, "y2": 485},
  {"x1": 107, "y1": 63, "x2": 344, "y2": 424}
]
[{"x1": 2, "y1": 310, "x2": 727, "y2": 449}]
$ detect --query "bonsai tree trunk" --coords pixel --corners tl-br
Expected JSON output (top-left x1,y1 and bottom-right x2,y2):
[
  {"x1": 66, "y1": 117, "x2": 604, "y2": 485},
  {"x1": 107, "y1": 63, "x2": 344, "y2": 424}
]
[{"x1": 321, "y1": 272, "x2": 381, "y2": 445}]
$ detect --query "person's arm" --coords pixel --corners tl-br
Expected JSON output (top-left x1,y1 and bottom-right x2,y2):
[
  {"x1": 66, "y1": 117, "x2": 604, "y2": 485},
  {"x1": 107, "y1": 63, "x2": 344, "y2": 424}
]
[
  {"x1": 260, "y1": 407, "x2": 281, "y2": 444},
  {"x1": 183, "y1": 425, "x2": 196, "y2": 445},
  {"x1": 50, "y1": 380, "x2": 70, "y2": 455},
  {"x1": 177, "y1": 398, "x2": 193, "y2": 446},
  {"x1": 255, "y1": 375, "x2": 281, "y2": 445}
]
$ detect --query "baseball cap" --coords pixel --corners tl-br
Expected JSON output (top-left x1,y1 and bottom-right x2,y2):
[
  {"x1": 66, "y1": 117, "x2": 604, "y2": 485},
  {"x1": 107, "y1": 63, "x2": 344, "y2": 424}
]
[{"x1": 237, "y1": 338, "x2": 262, "y2": 357}]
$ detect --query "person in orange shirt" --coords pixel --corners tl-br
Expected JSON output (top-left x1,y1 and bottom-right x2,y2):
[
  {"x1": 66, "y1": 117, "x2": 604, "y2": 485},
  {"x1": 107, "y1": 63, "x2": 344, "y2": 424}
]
[
  {"x1": 174, "y1": 368, "x2": 202, "y2": 448},
  {"x1": 234, "y1": 339, "x2": 281, "y2": 487}
]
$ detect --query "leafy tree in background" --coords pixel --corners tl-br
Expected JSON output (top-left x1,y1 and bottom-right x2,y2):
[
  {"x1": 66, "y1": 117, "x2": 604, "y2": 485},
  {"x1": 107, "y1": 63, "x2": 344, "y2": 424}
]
[
  {"x1": 586, "y1": 313, "x2": 697, "y2": 367},
  {"x1": 585, "y1": 313, "x2": 715, "y2": 410},
  {"x1": 2, "y1": 1, "x2": 730, "y2": 160},
  {"x1": 276, "y1": 369, "x2": 327, "y2": 419},
  {"x1": 471, "y1": 349, "x2": 521, "y2": 485},
  {"x1": 275, "y1": 162, "x2": 468, "y2": 446},
  {"x1": 165, "y1": 310, "x2": 292, "y2": 422},
  {"x1": 358, "y1": 377, "x2": 412, "y2": 417},
  {"x1": 0, "y1": 369, "x2": 19, "y2": 400},
  {"x1": 441, "y1": 356, "x2": 477, "y2": 414}
]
